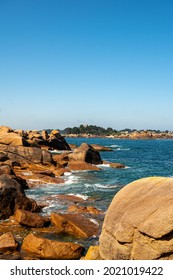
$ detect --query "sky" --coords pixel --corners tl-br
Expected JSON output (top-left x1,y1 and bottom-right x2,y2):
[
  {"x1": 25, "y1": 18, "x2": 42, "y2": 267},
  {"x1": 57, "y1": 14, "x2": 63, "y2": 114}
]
[{"x1": 0, "y1": 0, "x2": 173, "y2": 131}]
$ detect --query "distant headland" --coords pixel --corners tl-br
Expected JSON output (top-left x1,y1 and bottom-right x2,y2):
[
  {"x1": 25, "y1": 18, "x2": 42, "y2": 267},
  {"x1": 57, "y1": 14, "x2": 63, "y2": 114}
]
[{"x1": 49, "y1": 124, "x2": 173, "y2": 139}]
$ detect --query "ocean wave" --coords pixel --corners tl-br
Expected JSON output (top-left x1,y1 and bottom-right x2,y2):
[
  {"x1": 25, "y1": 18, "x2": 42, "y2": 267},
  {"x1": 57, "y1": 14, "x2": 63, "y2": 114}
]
[
  {"x1": 84, "y1": 183, "x2": 119, "y2": 189},
  {"x1": 97, "y1": 163, "x2": 110, "y2": 168}
]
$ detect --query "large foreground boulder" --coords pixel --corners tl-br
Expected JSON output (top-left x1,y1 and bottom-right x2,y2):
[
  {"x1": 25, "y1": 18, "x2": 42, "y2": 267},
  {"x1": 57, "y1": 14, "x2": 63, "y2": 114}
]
[{"x1": 99, "y1": 177, "x2": 173, "y2": 260}]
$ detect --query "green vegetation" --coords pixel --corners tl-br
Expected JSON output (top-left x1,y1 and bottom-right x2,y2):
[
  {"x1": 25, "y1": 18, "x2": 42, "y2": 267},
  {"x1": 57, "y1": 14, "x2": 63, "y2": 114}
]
[{"x1": 62, "y1": 124, "x2": 117, "y2": 136}]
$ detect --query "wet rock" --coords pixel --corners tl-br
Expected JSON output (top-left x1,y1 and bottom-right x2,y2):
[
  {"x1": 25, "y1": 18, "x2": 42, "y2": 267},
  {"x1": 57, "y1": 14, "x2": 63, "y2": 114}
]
[
  {"x1": 51, "y1": 213, "x2": 99, "y2": 238},
  {"x1": 22, "y1": 233, "x2": 84, "y2": 259},
  {"x1": 14, "y1": 209, "x2": 50, "y2": 228}
]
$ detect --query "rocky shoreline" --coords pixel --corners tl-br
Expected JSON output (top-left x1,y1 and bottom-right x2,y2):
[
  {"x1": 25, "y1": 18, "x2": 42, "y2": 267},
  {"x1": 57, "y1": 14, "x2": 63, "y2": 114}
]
[
  {"x1": 0, "y1": 125, "x2": 125, "y2": 260},
  {"x1": 1, "y1": 125, "x2": 173, "y2": 260}
]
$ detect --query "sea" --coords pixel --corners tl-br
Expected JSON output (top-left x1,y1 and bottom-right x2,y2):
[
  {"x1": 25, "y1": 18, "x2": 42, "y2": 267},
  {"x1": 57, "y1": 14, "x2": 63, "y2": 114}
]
[{"x1": 25, "y1": 138, "x2": 173, "y2": 247}]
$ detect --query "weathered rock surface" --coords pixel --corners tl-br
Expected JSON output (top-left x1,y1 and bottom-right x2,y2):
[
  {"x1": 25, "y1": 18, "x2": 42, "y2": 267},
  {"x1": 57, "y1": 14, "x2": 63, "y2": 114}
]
[
  {"x1": 0, "y1": 126, "x2": 13, "y2": 134},
  {"x1": 52, "y1": 152, "x2": 71, "y2": 167},
  {"x1": 0, "y1": 232, "x2": 18, "y2": 252},
  {"x1": 51, "y1": 213, "x2": 99, "y2": 238},
  {"x1": 68, "y1": 143, "x2": 102, "y2": 164},
  {"x1": 22, "y1": 233, "x2": 84, "y2": 259},
  {"x1": 99, "y1": 177, "x2": 173, "y2": 260},
  {"x1": 0, "y1": 163, "x2": 15, "y2": 175},
  {"x1": 14, "y1": 209, "x2": 50, "y2": 228},
  {"x1": 0, "y1": 145, "x2": 53, "y2": 165},
  {"x1": 0, "y1": 175, "x2": 40, "y2": 219}
]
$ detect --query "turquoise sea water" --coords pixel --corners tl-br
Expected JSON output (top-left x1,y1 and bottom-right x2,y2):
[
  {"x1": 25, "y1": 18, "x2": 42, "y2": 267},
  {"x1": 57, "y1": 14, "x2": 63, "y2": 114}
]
[{"x1": 26, "y1": 138, "x2": 173, "y2": 215}]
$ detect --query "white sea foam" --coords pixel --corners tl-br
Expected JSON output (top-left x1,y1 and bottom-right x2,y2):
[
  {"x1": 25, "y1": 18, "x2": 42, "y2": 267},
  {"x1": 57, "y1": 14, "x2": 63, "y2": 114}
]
[
  {"x1": 64, "y1": 172, "x2": 72, "y2": 176},
  {"x1": 110, "y1": 144, "x2": 120, "y2": 148},
  {"x1": 50, "y1": 149, "x2": 73, "y2": 154},
  {"x1": 92, "y1": 183, "x2": 119, "y2": 189},
  {"x1": 90, "y1": 218, "x2": 99, "y2": 226},
  {"x1": 67, "y1": 193, "x2": 88, "y2": 200},
  {"x1": 65, "y1": 174, "x2": 79, "y2": 185},
  {"x1": 117, "y1": 148, "x2": 130, "y2": 151},
  {"x1": 97, "y1": 163, "x2": 110, "y2": 168}
]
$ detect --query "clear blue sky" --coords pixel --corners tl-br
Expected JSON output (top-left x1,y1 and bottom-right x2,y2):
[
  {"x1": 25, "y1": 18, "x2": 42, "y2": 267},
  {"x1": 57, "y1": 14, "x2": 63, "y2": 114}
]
[{"x1": 0, "y1": 0, "x2": 173, "y2": 130}]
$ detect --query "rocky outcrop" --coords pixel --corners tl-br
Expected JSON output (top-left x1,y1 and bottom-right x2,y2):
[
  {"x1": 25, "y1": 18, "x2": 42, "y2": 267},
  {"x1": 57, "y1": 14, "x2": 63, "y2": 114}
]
[
  {"x1": 0, "y1": 126, "x2": 13, "y2": 134},
  {"x1": 47, "y1": 130, "x2": 71, "y2": 150},
  {"x1": 52, "y1": 152, "x2": 71, "y2": 167},
  {"x1": 0, "y1": 145, "x2": 53, "y2": 165},
  {"x1": 51, "y1": 213, "x2": 99, "y2": 238},
  {"x1": 68, "y1": 161, "x2": 101, "y2": 171},
  {"x1": 0, "y1": 174, "x2": 40, "y2": 219},
  {"x1": 99, "y1": 177, "x2": 173, "y2": 260},
  {"x1": 103, "y1": 161, "x2": 126, "y2": 169},
  {"x1": 91, "y1": 144, "x2": 113, "y2": 151},
  {"x1": 22, "y1": 233, "x2": 84, "y2": 259},
  {"x1": 68, "y1": 143, "x2": 102, "y2": 165},
  {"x1": 0, "y1": 133, "x2": 29, "y2": 146}
]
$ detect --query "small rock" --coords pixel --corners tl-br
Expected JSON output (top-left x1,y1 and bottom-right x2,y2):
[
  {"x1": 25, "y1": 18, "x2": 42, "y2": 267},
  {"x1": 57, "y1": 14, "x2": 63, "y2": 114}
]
[{"x1": 0, "y1": 232, "x2": 18, "y2": 252}]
